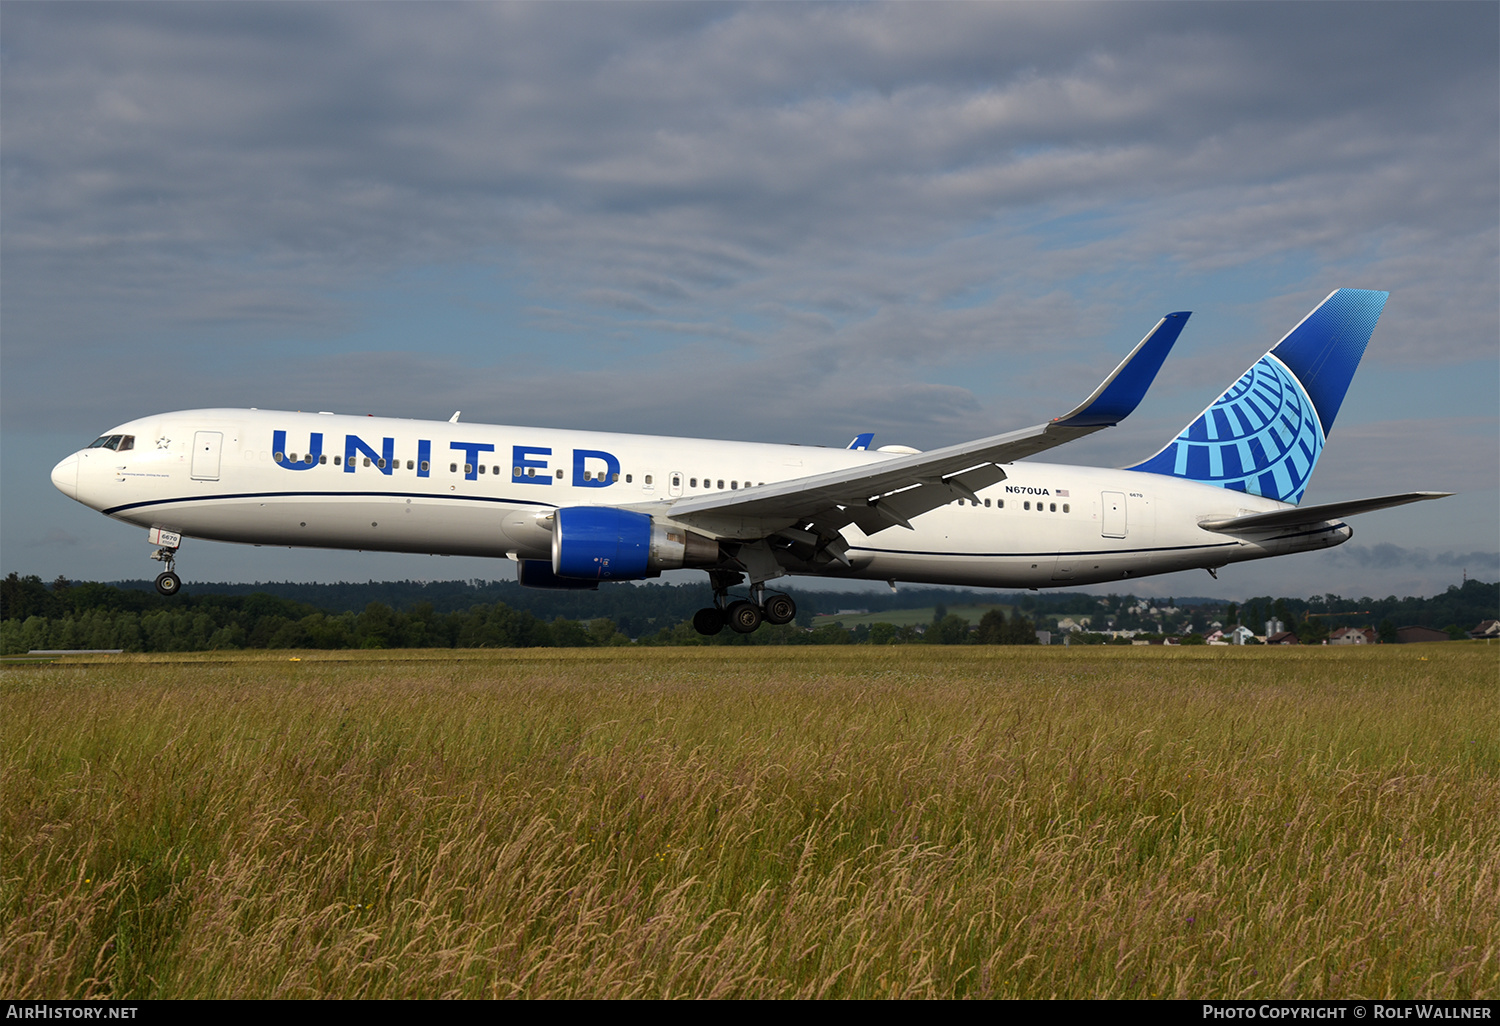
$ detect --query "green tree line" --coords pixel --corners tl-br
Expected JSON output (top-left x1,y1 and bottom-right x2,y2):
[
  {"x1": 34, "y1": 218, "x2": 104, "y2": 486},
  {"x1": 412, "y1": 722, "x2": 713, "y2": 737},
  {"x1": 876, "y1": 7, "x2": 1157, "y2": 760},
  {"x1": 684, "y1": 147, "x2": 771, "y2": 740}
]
[
  {"x1": 3, "y1": 572, "x2": 1492, "y2": 654},
  {"x1": 1, "y1": 573, "x2": 1044, "y2": 653}
]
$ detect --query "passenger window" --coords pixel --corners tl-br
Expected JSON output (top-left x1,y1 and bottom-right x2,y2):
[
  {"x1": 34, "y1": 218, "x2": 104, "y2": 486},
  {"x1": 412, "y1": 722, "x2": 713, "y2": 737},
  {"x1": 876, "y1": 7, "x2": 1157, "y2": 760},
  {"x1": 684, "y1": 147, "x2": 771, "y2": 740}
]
[
  {"x1": 378, "y1": 458, "x2": 386, "y2": 469},
  {"x1": 556, "y1": 469, "x2": 564, "y2": 478},
  {"x1": 1049, "y1": 502, "x2": 1056, "y2": 512},
  {"x1": 717, "y1": 479, "x2": 724, "y2": 489},
  {"x1": 465, "y1": 463, "x2": 474, "y2": 475},
  {"x1": 672, "y1": 475, "x2": 681, "y2": 488},
  {"x1": 334, "y1": 456, "x2": 341, "y2": 466},
  {"x1": 513, "y1": 467, "x2": 521, "y2": 477},
  {"x1": 1063, "y1": 503, "x2": 1070, "y2": 513},
  {"x1": 731, "y1": 481, "x2": 737, "y2": 490},
  {"x1": 645, "y1": 475, "x2": 653, "y2": 485},
  {"x1": 493, "y1": 466, "x2": 500, "y2": 476},
  {"x1": 305, "y1": 454, "x2": 315, "y2": 465},
  {"x1": 274, "y1": 451, "x2": 285, "y2": 462},
  {"x1": 450, "y1": 463, "x2": 458, "y2": 473},
  {"x1": 626, "y1": 474, "x2": 632, "y2": 483},
  {"x1": 420, "y1": 461, "x2": 429, "y2": 471},
  {"x1": 984, "y1": 498, "x2": 991, "y2": 507},
  {"x1": 363, "y1": 458, "x2": 371, "y2": 467},
  {"x1": 1024, "y1": 501, "x2": 1030, "y2": 510},
  {"x1": 319, "y1": 455, "x2": 327, "y2": 465},
  {"x1": 690, "y1": 478, "x2": 697, "y2": 488},
  {"x1": 611, "y1": 473, "x2": 619, "y2": 482},
  {"x1": 406, "y1": 460, "x2": 413, "y2": 470},
  {"x1": 478, "y1": 464, "x2": 486, "y2": 474}
]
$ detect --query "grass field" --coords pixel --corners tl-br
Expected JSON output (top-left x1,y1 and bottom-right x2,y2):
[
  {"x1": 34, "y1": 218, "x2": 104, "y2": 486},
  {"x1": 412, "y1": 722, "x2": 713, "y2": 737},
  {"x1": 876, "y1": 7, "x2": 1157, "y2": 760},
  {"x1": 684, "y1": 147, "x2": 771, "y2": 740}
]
[{"x1": 3, "y1": 645, "x2": 1496, "y2": 999}]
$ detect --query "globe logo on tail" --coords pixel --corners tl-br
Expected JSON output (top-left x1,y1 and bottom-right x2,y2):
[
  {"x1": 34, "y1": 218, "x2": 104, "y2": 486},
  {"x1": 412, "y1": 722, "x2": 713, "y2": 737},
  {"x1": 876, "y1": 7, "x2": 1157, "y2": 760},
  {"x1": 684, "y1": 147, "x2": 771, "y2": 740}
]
[{"x1": 1136, "y1": 353, "x2": 1324, "y2": 504}]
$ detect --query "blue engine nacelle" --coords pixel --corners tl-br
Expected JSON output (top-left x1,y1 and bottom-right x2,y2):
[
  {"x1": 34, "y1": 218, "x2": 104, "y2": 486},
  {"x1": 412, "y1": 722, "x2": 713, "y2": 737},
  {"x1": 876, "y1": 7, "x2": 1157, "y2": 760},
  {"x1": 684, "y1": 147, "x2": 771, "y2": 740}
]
[{"x1": 552, "y1": 507, "x2": 720, "y2": 581}]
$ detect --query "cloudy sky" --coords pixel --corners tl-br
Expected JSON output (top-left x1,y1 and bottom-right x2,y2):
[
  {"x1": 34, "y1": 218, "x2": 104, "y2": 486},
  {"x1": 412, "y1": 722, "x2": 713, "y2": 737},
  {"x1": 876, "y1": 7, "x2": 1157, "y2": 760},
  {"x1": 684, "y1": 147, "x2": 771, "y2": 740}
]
[{"x1": 3, "y1": 2, "x2": 1496, "y2": 601}]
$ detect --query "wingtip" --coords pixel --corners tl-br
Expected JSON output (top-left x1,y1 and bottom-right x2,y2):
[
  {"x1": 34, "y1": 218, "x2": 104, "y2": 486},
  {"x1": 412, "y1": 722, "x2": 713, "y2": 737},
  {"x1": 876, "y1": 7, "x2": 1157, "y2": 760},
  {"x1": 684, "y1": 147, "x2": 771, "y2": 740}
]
[{"x1": 1051, "y1": 310, "x2": 1190, "y2": 428}]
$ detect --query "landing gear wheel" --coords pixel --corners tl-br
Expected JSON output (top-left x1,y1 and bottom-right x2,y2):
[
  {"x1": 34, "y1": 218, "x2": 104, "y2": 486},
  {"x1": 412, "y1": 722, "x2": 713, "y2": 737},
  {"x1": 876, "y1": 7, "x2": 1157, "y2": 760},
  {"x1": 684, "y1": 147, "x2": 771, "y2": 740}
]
[
  {"x1": 726, "y1": 600, "x2": 763, "y2": 634},
  {"x1": 154, "y1": 571, "x2": 182, "y2": 597},
  {"x1": 762, "y1": 593, "x2": 796, "y2": 625},
  {"x1": 692, "y1": 607, "x2": 724, "y2": 636}
]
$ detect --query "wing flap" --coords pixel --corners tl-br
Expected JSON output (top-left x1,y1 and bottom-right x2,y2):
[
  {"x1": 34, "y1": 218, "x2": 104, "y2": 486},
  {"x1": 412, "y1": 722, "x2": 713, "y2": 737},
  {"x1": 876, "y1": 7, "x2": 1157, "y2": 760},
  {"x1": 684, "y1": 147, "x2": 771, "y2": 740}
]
[{"x1": 1198, "y1": 491, "x2": 1451, "y2": 533}]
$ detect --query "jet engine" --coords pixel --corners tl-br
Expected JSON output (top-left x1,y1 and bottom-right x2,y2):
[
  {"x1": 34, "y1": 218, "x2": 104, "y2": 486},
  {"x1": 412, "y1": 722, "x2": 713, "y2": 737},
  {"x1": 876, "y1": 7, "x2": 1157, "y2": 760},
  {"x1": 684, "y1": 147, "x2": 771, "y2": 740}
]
[{"x1": 551, "y1": 507, "x2": 720, "y2": 581}]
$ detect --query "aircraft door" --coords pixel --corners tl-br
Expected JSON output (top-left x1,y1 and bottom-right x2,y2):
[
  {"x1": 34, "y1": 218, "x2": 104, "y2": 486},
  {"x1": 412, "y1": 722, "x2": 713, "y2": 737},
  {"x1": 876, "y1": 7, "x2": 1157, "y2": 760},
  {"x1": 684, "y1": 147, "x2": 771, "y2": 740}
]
[
  {"x1": 1101, "y1": 491, "x2": 1127, "y2": 538},
  {"x1": 191, "y1": 431, "x2": 223, "y2": 481},
  {"x1": 669, "y1": 472, "x2": 683, "y2": 497}
]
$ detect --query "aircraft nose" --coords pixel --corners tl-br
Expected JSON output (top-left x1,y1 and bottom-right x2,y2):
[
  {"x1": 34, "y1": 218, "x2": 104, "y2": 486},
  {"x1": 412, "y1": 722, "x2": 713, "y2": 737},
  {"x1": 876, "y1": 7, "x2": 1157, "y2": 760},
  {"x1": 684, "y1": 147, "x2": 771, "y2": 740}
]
[{"x1": 51, "y1": 453, "x2": 79, "y2": 500}]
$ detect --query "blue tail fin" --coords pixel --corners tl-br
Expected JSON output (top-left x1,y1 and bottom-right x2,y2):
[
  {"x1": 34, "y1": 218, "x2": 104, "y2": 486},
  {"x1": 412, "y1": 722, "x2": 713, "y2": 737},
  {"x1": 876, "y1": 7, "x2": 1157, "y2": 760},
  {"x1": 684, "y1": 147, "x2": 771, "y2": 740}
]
[{"x1": 1127, "y1": 289, "x2": 1388, "y2": 504}]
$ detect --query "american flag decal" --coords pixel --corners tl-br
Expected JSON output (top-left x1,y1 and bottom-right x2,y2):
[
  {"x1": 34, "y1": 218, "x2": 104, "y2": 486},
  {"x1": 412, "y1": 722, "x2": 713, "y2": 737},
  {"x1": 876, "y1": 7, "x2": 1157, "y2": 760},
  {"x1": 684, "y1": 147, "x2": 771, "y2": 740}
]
[{"x1": 1056, "y1": 489, "x2": 1070, "y2": 497}]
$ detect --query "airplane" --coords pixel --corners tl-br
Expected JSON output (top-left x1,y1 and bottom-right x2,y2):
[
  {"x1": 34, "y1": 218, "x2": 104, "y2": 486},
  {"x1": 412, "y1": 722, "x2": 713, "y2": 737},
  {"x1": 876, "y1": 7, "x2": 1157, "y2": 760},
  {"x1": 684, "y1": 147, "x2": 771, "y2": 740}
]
[{"x1": 50, "y1": 288, "x2": 1448, "y2": 635}]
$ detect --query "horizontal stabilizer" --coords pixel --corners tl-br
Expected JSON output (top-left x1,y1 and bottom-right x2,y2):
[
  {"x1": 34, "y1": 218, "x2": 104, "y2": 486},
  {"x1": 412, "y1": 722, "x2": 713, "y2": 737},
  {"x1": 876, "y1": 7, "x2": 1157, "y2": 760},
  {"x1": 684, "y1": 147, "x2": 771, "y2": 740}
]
[{"x1": 1198, "y1": 491, "x2": 1451, "y2": 533}]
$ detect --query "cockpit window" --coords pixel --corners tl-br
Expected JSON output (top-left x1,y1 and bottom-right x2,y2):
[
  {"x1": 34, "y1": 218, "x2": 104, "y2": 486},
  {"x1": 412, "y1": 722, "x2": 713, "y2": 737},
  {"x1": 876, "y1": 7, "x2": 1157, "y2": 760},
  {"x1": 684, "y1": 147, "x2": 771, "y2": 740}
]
[{"x1": 87, "y1": 434, "x2": 133, "y2": 451}]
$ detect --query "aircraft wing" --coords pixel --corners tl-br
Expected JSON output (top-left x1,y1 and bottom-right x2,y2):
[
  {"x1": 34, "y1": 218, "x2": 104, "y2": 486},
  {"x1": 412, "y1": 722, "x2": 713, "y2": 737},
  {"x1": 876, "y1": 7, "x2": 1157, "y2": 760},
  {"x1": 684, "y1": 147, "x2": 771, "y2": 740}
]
[
  {"x1": 663, "y1": 312, "x2": 1190, "y2": 539},
  {"x1": 1198, "y1": 491, "x2": 1452, "y2": 534}
]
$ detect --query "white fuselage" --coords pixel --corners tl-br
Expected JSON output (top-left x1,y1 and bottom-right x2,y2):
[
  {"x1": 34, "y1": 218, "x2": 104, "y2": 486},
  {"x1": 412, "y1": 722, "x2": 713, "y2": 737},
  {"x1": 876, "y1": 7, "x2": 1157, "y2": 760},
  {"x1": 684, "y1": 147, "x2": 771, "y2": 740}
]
[{"x1": 51, "y1": 408, "x2": 1351, "y2": 588}]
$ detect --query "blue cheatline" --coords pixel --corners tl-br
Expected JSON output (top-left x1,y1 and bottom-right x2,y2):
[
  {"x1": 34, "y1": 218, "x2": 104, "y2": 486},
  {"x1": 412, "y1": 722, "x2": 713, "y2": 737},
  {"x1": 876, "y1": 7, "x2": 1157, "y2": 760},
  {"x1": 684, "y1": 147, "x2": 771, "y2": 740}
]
[{"x1": 1127, "y1": 288, "x2": 1388, "y2": 505}]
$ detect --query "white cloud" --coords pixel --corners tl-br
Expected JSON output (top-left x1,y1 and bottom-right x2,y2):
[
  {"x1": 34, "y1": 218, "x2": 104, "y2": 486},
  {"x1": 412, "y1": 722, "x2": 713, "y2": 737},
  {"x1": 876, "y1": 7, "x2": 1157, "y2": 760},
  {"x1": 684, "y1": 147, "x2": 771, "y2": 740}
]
[{"x1": 3, "y1": 2, "x2": 1494, "y2": 588}]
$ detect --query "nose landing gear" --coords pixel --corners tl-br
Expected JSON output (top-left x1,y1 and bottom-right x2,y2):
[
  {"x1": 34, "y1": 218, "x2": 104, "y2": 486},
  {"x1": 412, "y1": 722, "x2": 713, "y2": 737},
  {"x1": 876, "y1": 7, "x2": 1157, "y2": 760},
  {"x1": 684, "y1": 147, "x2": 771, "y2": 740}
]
[
  {"x1": 150, "y1": 543, "x2": 182, "y2": 596},
  {"x1": 691, "y1": 570, "x2": 797, "y2": 636}
]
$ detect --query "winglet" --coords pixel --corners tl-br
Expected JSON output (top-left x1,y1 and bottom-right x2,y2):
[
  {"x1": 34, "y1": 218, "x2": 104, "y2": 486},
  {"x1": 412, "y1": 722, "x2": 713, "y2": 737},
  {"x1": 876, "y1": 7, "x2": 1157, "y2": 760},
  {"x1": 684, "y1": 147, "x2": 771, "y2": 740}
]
[
  {"x1": 1051, "y1": 312, "x2": 1190, "y2": 428},
  {"x1": 847, "y1": 433, "x2": 874, "y2": 451}
]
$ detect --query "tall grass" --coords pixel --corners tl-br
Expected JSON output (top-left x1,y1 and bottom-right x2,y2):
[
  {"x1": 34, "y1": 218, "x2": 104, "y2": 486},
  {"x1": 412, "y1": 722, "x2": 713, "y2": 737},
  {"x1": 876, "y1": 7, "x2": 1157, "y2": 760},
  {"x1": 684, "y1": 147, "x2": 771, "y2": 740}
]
[{"x1": 2, "y1": 645, "x2": 1495, "y2": 998}]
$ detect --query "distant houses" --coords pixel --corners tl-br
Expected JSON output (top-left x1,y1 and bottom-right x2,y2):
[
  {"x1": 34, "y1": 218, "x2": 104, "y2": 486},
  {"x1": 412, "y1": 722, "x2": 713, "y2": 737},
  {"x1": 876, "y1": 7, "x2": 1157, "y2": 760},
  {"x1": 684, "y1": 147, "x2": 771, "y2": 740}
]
[
  {"x1": 1204, "y1": 626, "x2": 1256, "y2": 645},
  {"x1": 1329, "y1": 627, "x2": 1377, "y2": 645}
]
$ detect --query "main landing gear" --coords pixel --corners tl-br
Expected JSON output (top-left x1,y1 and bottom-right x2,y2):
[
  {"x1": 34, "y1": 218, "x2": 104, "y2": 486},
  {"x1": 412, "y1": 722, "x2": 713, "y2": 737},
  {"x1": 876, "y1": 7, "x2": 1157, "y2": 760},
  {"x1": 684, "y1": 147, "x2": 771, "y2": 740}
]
[
  {"x1": 151, "y1": 544, "x2": 182, "y2": 596},
  {"x1": 692, "y1": 570, "x2": 797, "y2": 636}
]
